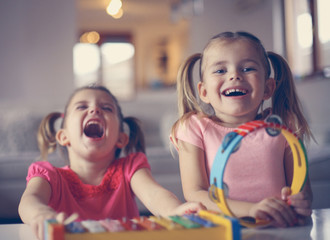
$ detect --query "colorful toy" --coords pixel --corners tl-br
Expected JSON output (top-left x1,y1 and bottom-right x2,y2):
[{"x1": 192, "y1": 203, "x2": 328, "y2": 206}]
[
  {"x1": 209, "y1": 115, "x2": 308, "y2": 228},
  {"x1": 44, "y1": 211, "x2": 240, "y2": 240}
]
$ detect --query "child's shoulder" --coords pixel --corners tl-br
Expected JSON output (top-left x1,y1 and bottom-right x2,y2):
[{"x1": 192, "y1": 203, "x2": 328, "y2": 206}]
[
  {"x1": 180, "y1": 112, "x2": 212, "y2": 125},
  {"x1": 27, "y1": 161, "x2": 66, "y2": 182},
  {"x1": 117, "y1": 152, "x2": 149, "y2": 168},
  {"x1": 114, "y1": 152, "x2": 150, "y2": 178},
  {"x1": 29, "y1": 161, "x2": 57, "y2": 171}
]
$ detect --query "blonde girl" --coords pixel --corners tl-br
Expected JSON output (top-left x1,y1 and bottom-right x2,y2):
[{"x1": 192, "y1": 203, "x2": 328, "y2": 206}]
[
  {"x1": 171, "y1": 31, "x2": 313, "y2": 228},
  {"x1": 19, "y1": 85, "x2": 204, "y2": 240}
]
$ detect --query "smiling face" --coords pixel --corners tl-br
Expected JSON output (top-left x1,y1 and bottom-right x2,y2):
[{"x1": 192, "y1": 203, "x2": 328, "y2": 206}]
[
  {"x1": 198, "y1": 39, "x2": 275, "y2": 127},
  {"x1": 56, "y1": 88, "x2": 127, "y2": 162}
]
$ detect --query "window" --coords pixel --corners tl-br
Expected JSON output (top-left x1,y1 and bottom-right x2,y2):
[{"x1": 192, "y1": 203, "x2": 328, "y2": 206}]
[
  {"x1": 317, "y1": 0, "x2": 330, "y2": 74},
  {"x1": 284, "y1": 0, "x2": 330, "y2": 78},
  {"x1": 73, "y1": 33, "x2": 135, "y2": 100}
]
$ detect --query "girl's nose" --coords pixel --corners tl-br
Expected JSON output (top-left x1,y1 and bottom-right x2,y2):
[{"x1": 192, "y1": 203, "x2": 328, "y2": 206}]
[
  {"x1": 230, "y1": 73, "x2": 242, "y2": 81},
  {"x1": 89, "y1": 106, "x2": 100, "y2": 114}
]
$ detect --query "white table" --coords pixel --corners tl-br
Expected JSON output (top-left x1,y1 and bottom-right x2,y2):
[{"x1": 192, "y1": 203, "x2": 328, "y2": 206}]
[
  {"x1": 1, "y1": 209, "x2": 330, "y2": 240},
  {"x1": 243, "y1": 208, "x2": 330, "y2": 240}
]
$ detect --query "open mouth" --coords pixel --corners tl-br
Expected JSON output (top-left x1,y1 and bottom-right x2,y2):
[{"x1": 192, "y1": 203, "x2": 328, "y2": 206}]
[
  {"x1": 84, "y1": 121, "x2": 104, "y2": 139},
  {"x1": 223, "y1": 88, "x2": 247, "y2": 97}
]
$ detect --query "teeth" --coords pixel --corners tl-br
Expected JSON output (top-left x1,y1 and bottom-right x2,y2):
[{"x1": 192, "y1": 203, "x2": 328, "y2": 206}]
[
  {"x1": 86, "y1": 120, "x2": 100, "y2": 126},
  {"x1": 224, "y1": 89, "x2": 247, "y2": 95}
]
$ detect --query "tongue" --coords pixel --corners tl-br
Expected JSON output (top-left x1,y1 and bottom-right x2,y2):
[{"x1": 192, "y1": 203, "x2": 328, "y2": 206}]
[{"x1": 84, "y1": 124, "x2": 103, "y2": 138}]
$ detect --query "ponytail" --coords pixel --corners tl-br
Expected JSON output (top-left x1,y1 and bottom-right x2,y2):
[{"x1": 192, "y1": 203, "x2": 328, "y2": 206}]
[
  {"x1": 177, "y1": 53, "x2": 203, "y2": 117},
  {"x1": 120, "y1": 117, "x2": 145, "y2": 157},
  {"x1": 267, "y1": 52, "x2": 313, "y2": 143},
  {"x1": 171, "y1": 53, "x2": 205, "y2": 148},
  {"x1": 37, "y1": 112, "x2": 62, "y2": 161}
]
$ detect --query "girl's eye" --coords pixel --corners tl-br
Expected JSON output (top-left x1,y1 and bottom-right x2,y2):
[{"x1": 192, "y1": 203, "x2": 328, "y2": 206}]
[
  {"x1": 102, "y1": 106, "x2": 114, "y2": 112},
  {"x1": 242, "y1": 67, "x2": 256, "y2": 72},
  {"x1": 215, "y1": 69, "x2": 226, "y2": 74},
  {"x1": 77, "y1": 105, "x2": 87, "y2": 110}
]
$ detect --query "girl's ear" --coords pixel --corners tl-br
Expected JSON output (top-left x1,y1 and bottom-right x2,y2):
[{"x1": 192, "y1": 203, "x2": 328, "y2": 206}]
[
  {"x1": 56, "y1": 129, "x2": 70, "y2": 146},
  {"x1": 263, "y1": 78, "x2": 276, "y2": 100},
  {"x1": 197, "y1": 82, "x2": 210, "y2": 104},
  {"x1": 115, "y1": 132, "x2": 129, "y2": 149}
]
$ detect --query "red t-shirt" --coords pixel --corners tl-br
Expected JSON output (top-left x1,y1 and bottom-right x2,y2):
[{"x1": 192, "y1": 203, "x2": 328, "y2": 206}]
[{"x1": 26, "y1": 152, "x2": 150, "y2": 221}]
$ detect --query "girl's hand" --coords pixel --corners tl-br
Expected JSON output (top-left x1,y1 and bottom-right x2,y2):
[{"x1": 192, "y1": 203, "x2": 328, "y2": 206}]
[
  {"x1": 30, "y1": 210, "x2": 58, "y2": 240},
  {"x1": 169, "y1": 201, "x2": 206, "y2": 216},
  {"x1": 249, "y1": 197, "x2": 297, "y2": 228},
  {"x1": 281, "y1": 186, "x2": 313, "y2": 225},
  {"x1": 31, "y1": 211, "x2": 78, "y2": 240}
]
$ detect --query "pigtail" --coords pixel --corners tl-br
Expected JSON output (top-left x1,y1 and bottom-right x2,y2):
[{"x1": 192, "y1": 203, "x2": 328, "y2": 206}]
[
  {"x1": 121, "y1": 117, "x2": 145, "y2": 156},
  {"x1": 171, "y1": 53, "x2": 204, "y2": 148},
  {"x1": 37, "y1": 112, "x2": 62, "y2": 161},
  {"x1": 177, "y1": 53, "x2": 203, "y2": 117},
  {"x1": 267, "y1": 51, "x2": 313, "y2": 143}
]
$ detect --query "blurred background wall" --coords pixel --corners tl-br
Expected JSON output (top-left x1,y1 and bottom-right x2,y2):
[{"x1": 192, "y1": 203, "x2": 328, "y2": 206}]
[{"x1": 1, "y1": 0, "x2": 329, "y2": 146}]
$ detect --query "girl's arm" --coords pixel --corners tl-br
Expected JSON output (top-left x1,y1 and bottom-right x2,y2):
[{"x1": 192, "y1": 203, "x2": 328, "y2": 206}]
[
  {"x1": 177, "y1": 139, "x2": 220, "y2": 212},
  {"x1": 130, "y1": 168, "x2": 204, "y2": 217},
  {"x1": 178, "y1": 140, "x2": 296, "y2": 227},
  {"x1": 18, "y1": 177, "x2": 57, "y2": 240}
]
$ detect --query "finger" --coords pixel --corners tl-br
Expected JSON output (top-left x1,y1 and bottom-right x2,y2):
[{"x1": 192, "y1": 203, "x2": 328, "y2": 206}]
[
  {"x1": 189, "y1": 202, "x2": 206, "y2": 212},
  {"x1": 31, "y1": 223, "x2": 40, "y2": 240},
  {"x1": 288, "y1": 195, "x2": 312, "y2": 216},
  {"x1": 289, "y1": 188, "x2": 312, "y2": 204},
  {"x1": 196, "y1": 202, "x2": 207, "y2": 211},
  {"x1": 288, "y1": 191, "x2": 306, "y2": 201},
  {"x1": 293, "y1": 207, "x2": 313, "y2": 217},
  {"x1": 296, "y1": 216, "x2": 312, "y2": 226},
  {"x1": 265, "y1": 199, "x2": 296, "y2": 227},
  {"x1": 63, "y1": 213, "x2": 79, "y2": 225},
  {"x1": 199, "y1": 202, "x2": 207, "y2": 210},
  {"x1": 289, "y1": 197, "x2": 311, "y2": 208},
  {"x1": 277, "y1": 199, "x2": 297, "y2": 225},
  {"x1": 281, "y1": 187, "x2": 291, "y2": 201},
  {"x1": 56, "y1": 212, "x2": 67, "y2": 223},
  {"x1": 255, "y1": 210, "x2": 271, "y2": 221},
  {"x1": 37, "y1": 222, "x2": 44, "y2": 240},
  {"x1": 185, "y1": 205, "x2": 202, "y2": 214}
]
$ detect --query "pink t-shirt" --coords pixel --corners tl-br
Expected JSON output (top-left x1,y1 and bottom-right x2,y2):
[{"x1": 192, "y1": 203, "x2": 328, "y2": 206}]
[
  {"x1": 175, "y1": 114, "x2": 292, "y2": 202},
  {"x1": 26, "y1": 152, "x2": 150, "y2": 221}
]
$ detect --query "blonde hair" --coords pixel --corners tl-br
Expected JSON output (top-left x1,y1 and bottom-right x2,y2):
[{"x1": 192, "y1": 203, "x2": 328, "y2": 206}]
[
  {"x1": 171, "y1": 31, "x2": 313, "y2": 146},
  {"x1": 37, "y1": 85, "x2": 145, "y2": 161}
]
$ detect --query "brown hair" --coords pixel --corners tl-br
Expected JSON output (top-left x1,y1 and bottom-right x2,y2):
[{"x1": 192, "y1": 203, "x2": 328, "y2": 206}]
[
  {"x1": 172, "y1": 31, "x2": 313, "y2": 145},
  {"x1": 37, "y1": 85, "x2": 145, "y2": 161}
]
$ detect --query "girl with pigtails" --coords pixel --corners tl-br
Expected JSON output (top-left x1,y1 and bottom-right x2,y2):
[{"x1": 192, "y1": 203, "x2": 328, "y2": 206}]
[
  {"x1": 19, "y1": 85, "x2": 204, "y2": 240},
  {"x1": 171, "y1": 31, "x2": 313, "y2": 228}
]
